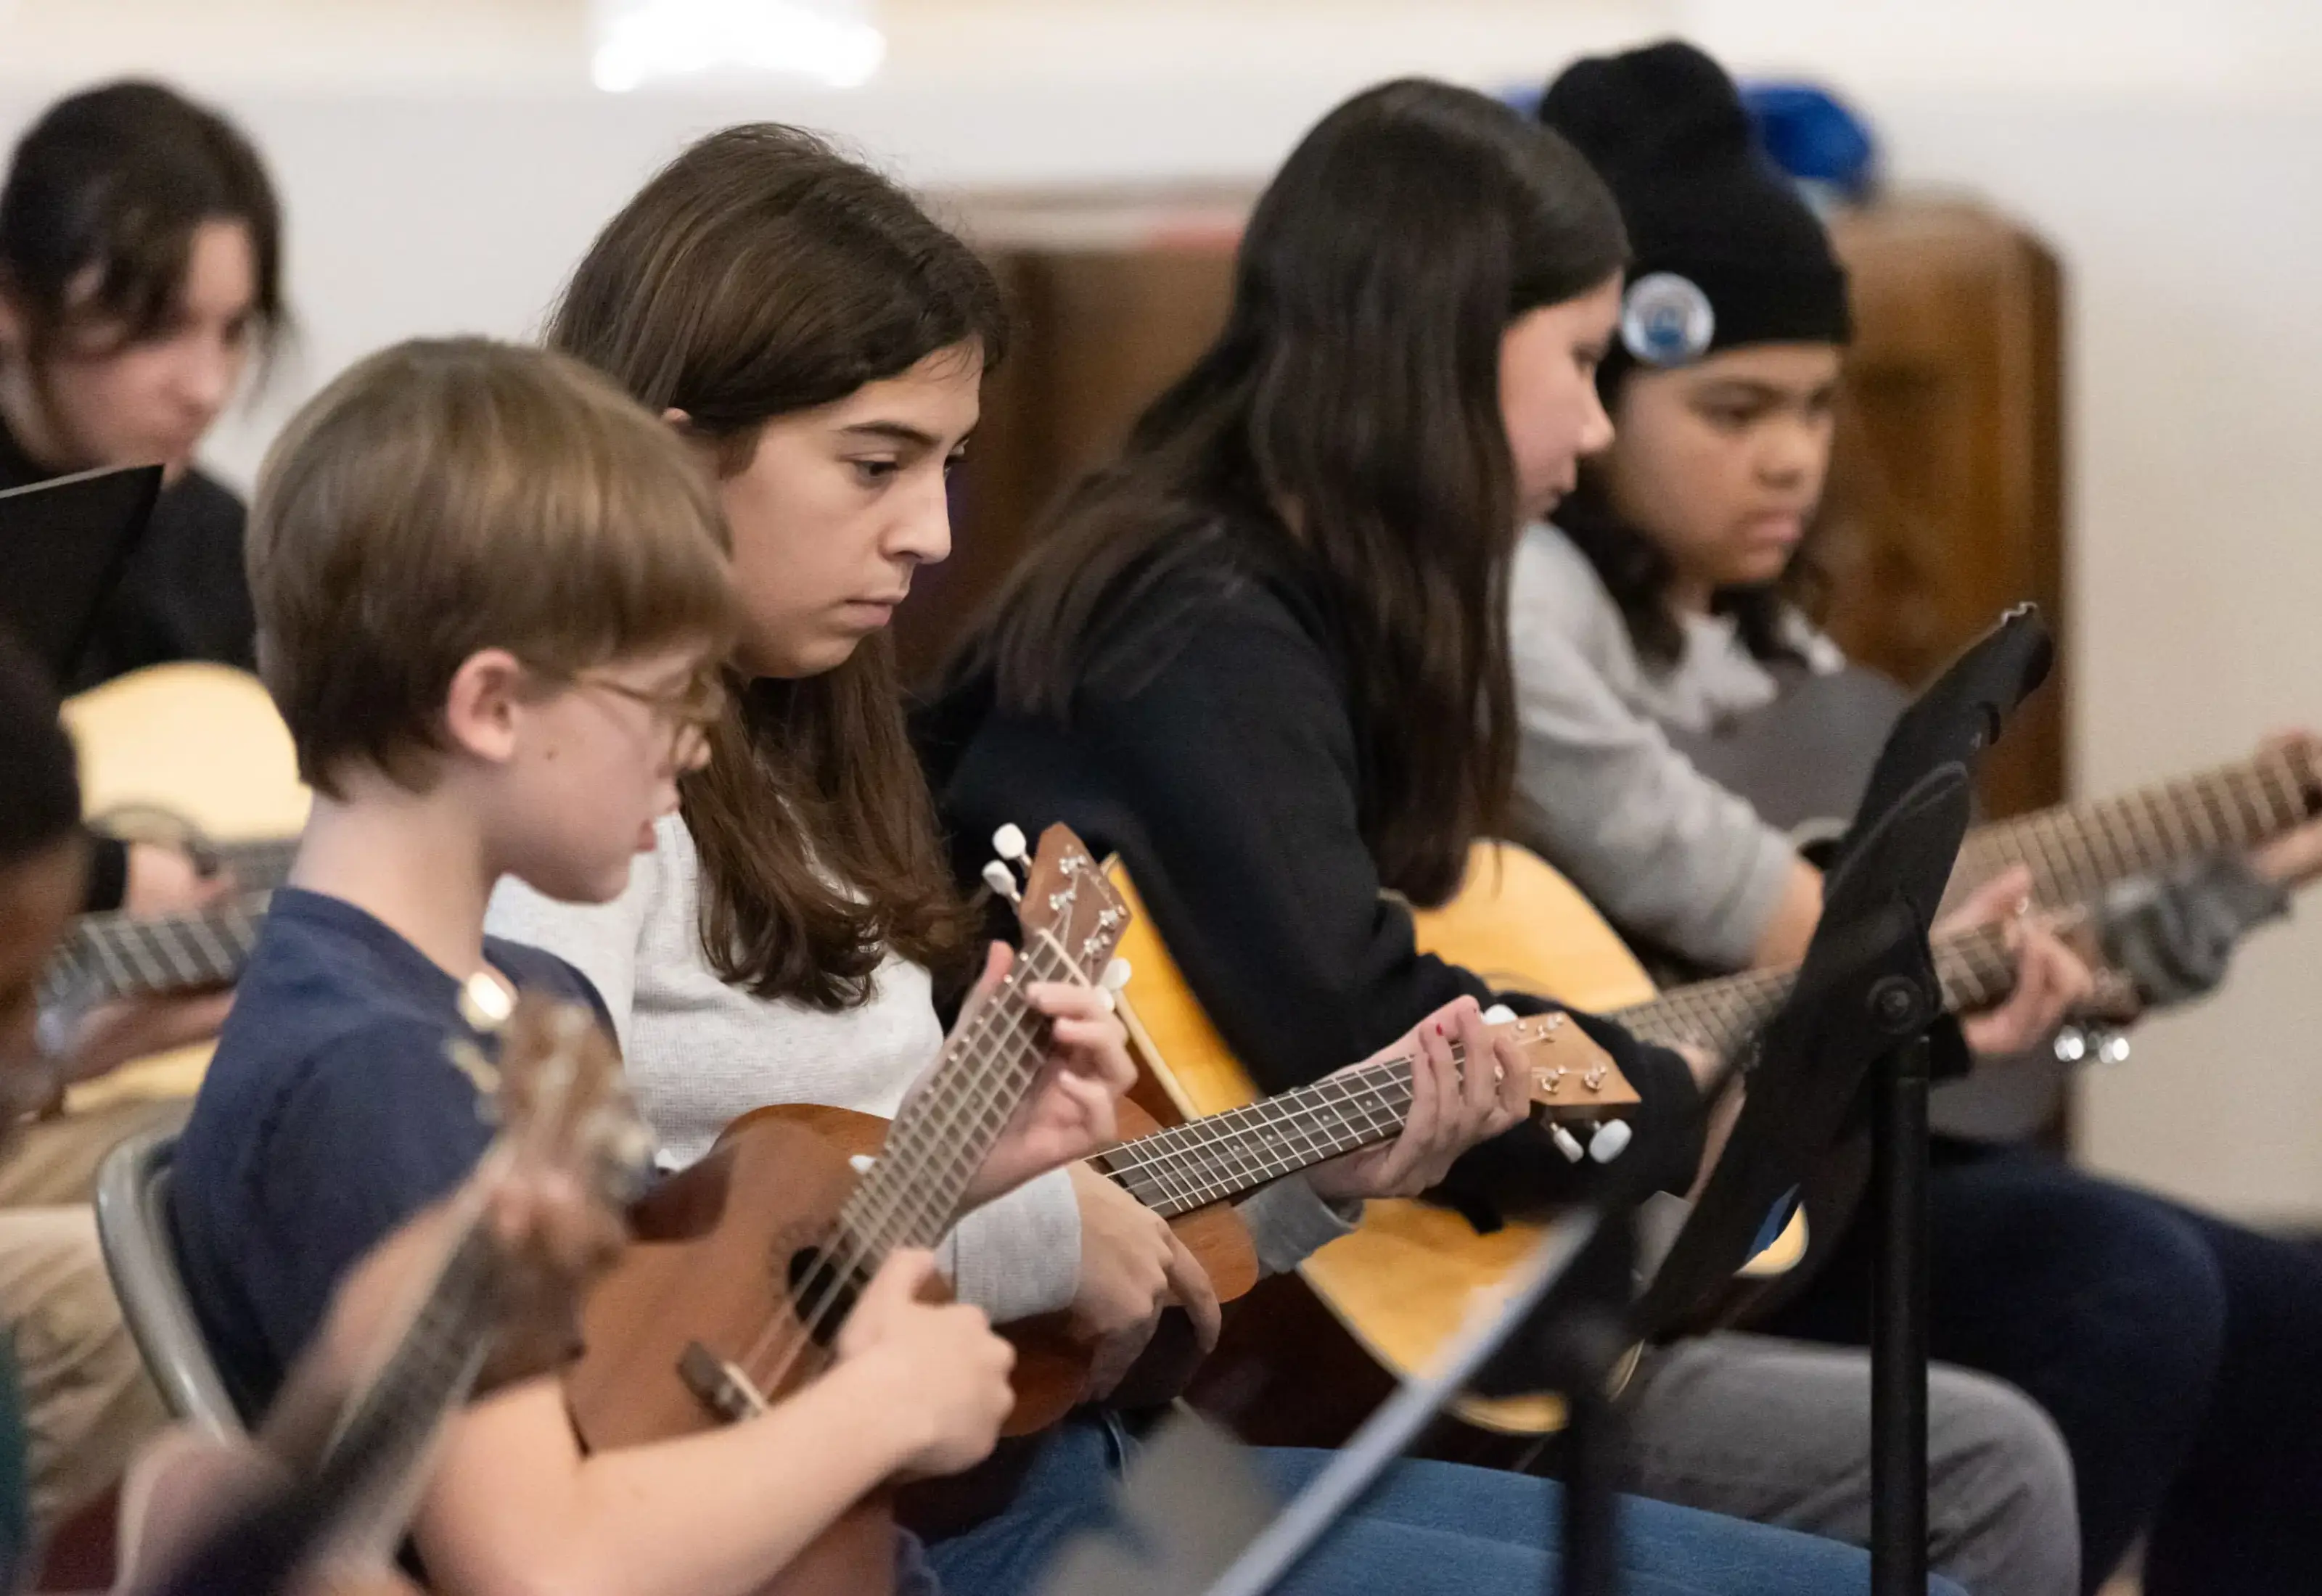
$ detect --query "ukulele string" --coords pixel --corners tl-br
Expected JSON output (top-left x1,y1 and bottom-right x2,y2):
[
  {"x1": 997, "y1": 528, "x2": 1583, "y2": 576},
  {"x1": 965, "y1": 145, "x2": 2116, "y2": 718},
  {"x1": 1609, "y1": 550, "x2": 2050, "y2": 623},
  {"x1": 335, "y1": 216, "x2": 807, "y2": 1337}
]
[
  {"x1": 731, "y1": 987, "x2": 1039, "y2": 1391},
  {"x1": 738, "y1": 942, "x2": 1064, "y2": 1395},
  {"x1": 734, "y1": 930, "x2": 1083, "y2": 1394}
]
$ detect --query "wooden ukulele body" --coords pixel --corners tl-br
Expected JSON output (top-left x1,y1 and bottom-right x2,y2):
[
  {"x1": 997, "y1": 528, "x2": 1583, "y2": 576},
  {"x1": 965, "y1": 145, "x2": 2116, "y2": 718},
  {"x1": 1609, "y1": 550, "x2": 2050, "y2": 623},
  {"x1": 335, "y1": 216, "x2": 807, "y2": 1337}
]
[
  {"x1": 1002, "y1": 1095, "x2": 1261, "y2": 1423},
  {"x1": 565, "y1": 1095, "x2": 1263, "y2": 1578},
  {"x1": 567, "y1": 1103, "x2": 898, "y2": 1596}
]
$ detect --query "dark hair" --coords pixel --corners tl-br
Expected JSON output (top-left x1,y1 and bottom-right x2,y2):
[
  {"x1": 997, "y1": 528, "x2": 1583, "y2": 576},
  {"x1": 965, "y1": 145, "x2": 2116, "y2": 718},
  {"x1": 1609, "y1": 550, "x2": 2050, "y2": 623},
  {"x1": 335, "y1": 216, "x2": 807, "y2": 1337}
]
[
  {"x1": 0, "y1": 634, "x2": 78, "y2": 868},
  {"x1": 1555, "y1": 377, "x2": 1830, "y2": 670},
  {"x1": 969, "y1": 79, "x2": 1626, "y2": 905},
  {"x1": 549, "y1": 123, "x2": 1005, "y2": 1008},
  {"x1": 0, "y1": 81, "x2": 284, "y2": 369}
]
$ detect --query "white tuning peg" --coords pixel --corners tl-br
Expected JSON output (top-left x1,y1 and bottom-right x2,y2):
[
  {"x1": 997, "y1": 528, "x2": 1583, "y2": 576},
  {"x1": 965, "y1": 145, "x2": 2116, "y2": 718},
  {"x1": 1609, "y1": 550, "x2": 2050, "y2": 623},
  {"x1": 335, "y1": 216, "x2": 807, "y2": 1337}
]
[
  {"x1": 1481, "y1": 1003, "x2": 1517, "y2": 1025},
  {"x1": 2095, "y1": 1029, "x2": 2133, "y2": 1067},
  {"x1": 1588, "y1": 1119, "x2": 1632, "y2": 1163},
  {"x1": 992, "y1": 823, "x2": 1029, "y2": 863},
  {"x1": 980, "y1": 860, "x2": 1022, "y2": 905},
  {"x1": 1550, "y1": 1123, "x2": 1585, "y2": 1163},
  {"x1": 1101, "y1": 958, "x2": 1133, "y2": 992}
]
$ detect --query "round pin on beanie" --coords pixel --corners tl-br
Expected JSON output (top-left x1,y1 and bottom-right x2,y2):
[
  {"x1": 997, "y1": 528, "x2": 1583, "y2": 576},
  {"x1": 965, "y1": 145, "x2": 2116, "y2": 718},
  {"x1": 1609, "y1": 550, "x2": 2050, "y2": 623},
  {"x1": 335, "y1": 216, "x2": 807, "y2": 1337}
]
[{"x1": 1538, "y1": 39, "x2": 1851, "y2": 369}]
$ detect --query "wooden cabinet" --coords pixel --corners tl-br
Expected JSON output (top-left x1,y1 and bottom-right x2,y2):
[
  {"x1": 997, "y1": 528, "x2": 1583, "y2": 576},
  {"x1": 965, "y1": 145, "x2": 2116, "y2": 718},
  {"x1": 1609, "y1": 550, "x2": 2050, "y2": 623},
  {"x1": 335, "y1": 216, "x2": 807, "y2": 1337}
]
[
  {"x1": 1821, "y1": 202, "x2": 2067, "y2": 819},
  {"x1": 914, "y1": 192, "x2": 2067, "y2": 819}
]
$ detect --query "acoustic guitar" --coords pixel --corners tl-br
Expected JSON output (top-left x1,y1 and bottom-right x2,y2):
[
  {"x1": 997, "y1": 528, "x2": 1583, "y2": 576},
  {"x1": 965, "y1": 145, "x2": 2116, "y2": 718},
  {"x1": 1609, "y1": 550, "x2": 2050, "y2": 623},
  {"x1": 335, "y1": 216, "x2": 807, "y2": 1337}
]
[
  {"x1": 564, "y1": 824, "x2": 1131, "y2": 1596},
  {"x1": 1120, "y1": 743, "x2": 2322, "y2": 1450},
  {"x1": 57, "y1": 662, "x2": 308, "y2": 1111},
  {"x1": 115, "y1": 992, "x2": 644, "y2": 1596}
]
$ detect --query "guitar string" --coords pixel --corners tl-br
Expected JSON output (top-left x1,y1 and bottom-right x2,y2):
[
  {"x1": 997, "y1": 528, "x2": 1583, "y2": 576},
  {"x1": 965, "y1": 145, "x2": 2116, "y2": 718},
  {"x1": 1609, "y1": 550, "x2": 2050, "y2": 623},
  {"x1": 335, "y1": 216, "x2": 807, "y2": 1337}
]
[
  {"x1": 1102, "y1": 1029, "x2": 1624, "y2": 1214},
  {"x1": 731, "y1": 955, "x2": 1049, "y2": 1390}
]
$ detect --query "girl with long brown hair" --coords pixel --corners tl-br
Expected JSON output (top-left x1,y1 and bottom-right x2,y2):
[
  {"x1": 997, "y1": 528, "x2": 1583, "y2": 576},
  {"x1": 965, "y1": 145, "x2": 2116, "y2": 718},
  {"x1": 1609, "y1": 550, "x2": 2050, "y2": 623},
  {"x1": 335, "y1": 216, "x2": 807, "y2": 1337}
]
[{"x1": 488, "y1": 111, "x2": 1896, "y2": 1595}]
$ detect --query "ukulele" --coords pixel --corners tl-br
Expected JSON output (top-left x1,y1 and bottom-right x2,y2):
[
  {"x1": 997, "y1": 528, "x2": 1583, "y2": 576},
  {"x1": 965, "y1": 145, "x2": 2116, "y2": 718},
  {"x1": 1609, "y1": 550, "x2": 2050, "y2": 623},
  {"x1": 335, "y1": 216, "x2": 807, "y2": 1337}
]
[
  {"x1": 563, "y1": 823, "x2": 1132, "y2": 1596},
  {"x1": 115, "y1": 992, "x2": 645, "y2": 1596},
  {"x1": 1000, "y1": 1008, "x2": 1635, "y2": 1425}
]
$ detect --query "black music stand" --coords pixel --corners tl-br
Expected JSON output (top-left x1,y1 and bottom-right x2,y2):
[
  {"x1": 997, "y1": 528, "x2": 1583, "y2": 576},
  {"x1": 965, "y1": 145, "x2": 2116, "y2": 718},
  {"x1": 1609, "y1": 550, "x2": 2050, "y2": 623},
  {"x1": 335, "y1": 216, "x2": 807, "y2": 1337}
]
[
  {"x1": 1632, "y1": 605, "x2": 2056, "y2": 1596},
  {"x1": 1028, "y1": 767, "x2": 1979, "y2": 1596}
]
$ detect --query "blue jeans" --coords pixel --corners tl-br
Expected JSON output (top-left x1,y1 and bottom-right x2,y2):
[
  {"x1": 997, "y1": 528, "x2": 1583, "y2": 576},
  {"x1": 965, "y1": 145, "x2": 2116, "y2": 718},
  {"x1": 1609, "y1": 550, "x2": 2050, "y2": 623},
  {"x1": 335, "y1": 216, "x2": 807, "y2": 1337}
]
[
  {"x1": 925, "y1": 1417, "x2": 1963, "y2": 1596},
  {"x1": 1768, "y1": 1137, "x2": 2322, "y2": 1595}
]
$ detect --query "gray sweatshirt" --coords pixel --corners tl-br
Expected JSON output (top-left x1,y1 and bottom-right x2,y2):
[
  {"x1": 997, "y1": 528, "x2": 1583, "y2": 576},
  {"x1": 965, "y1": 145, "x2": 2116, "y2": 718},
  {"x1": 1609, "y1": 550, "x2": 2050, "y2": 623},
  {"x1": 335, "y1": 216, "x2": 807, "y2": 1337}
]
[
  {"x1": 486, "y1": 815, "x2": 1354, "y2": 1325},
  {"x1": 1507, "y1": 522, "x2": 1831, "y2": 969},
  {"x1": 1506, "y1": 522, "x2": 2291, "y2": 1140}
]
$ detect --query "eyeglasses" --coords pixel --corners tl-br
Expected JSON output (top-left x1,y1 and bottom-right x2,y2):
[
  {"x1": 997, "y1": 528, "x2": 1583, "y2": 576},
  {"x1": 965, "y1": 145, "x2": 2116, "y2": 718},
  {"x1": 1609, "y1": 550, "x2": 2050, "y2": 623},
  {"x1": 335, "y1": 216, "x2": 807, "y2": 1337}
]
[{"x1": 574, "y1": 667, "x2": 729, "y2": 733}]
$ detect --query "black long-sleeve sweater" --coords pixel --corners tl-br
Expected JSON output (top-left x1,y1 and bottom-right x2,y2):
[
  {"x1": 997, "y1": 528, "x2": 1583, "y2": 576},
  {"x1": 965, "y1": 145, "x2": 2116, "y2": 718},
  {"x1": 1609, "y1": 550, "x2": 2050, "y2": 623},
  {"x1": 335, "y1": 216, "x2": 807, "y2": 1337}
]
[{"x1": 919, "y1": 515, "x2": 1708, "y2": 1214}]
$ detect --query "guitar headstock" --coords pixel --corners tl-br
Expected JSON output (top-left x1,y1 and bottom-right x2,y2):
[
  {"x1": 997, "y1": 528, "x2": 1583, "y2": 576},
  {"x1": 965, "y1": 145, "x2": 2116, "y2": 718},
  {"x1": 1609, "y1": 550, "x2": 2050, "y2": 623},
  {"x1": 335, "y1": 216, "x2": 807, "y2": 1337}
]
[
  {"x1": 982, "y1": 823, "x2": 1133, "y2": 985},
  {"x1": 450, "y1": 990, "x2": 653, "y2": 1216}
]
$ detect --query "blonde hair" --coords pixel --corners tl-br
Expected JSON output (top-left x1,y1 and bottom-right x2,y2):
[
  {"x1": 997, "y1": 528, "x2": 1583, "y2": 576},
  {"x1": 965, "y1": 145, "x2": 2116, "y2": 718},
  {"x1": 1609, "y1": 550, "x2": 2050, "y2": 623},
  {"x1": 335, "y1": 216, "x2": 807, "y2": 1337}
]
[{"x1": 248, "y1": 336, "x2": 737, "y2": 796}]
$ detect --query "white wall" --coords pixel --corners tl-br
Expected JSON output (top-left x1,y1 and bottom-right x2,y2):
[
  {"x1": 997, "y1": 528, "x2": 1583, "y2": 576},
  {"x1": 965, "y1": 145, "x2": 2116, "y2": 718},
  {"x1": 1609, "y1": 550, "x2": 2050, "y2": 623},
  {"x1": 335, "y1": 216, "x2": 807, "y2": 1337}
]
[{"x1": 5, "y1": 0, "x2": 2321, "y2": 1217}]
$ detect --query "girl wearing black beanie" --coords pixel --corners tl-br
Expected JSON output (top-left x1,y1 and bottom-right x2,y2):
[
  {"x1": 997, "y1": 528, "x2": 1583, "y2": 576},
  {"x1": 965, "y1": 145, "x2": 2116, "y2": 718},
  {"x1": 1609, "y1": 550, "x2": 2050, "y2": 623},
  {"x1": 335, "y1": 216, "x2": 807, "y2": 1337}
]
[{"x1": 1511, "y1": 38, "x2": 2322, "y2": 1596}]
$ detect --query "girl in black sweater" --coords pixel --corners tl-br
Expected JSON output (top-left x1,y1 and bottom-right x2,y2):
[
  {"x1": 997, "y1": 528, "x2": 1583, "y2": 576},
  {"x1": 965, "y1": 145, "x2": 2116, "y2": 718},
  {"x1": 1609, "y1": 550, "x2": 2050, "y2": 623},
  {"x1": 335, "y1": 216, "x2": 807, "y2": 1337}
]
[{"x1": 926, "y1": 75, "x2": 2076, "y2": 1593}]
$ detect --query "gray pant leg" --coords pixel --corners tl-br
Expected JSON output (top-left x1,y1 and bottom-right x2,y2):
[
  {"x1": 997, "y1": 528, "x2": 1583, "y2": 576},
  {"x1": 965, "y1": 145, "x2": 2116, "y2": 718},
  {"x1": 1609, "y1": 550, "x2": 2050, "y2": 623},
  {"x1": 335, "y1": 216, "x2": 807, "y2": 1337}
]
[{"x1": 1617, "y1": 1331, "x2": 2078, "y2": 1596}]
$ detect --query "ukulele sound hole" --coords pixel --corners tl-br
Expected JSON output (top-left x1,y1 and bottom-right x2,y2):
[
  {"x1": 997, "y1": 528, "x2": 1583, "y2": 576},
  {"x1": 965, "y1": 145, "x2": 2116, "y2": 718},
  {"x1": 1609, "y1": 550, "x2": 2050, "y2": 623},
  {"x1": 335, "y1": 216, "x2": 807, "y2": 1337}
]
[{"x1": 784, "y1": 1246, "x2": 868, "y2": 1346}]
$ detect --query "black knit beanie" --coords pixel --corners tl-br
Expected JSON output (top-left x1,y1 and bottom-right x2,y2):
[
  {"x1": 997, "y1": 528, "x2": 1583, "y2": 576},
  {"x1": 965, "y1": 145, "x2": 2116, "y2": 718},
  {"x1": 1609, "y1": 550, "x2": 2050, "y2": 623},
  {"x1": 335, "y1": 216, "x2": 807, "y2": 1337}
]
[
  {"x1": 0, "y1": 633, "x2": 78, "y2": 869},
  {"x1": 1539, "y1": 40, "x2": 1850, "y2": 371}
]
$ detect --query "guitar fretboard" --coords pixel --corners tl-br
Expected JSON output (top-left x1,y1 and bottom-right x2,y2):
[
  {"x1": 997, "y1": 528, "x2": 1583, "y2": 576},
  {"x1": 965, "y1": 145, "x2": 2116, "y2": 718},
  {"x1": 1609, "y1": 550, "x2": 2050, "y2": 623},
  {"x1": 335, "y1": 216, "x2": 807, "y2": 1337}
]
[
  {"x1": 305, "y1": 1214, "x2": 503, "y2": 1560},
  {"x1": 210, "y1": 836, "x2": 299, "y2": 891},
  {"x1": 1957, "y1": 744, "x2": 2322, "y2": 908},
  {"x1": 41, "y1": 891, "x2": 271, "y2": 1008},
  {"x1": 1617, "y1": 917, "x2": 2043, "y2": 1061}
]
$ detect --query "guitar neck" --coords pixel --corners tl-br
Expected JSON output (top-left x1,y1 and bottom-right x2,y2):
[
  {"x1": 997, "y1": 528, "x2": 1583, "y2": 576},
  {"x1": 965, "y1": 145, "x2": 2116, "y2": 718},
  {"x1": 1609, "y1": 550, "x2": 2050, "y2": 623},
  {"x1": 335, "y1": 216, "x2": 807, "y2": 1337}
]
[
  {"x1": 249, "y1": 1206, "x2": 504, "y2": 1574},
  {"x1": 1958, "y1": 744, "x2": 2322, "y2": 906},
  {"x1": 1095, "y1": 1053, "x2": 1438, "y2": 1217},
  {"x1": 44, "y1": 891, "x2": 271, "y2": 1008},
  {"x1": 210, "y1": 836, "x2": 300, "y2": 892},
  {"x1": 1615, "y1": 914, "x2": 2071, "y2": 1059}
]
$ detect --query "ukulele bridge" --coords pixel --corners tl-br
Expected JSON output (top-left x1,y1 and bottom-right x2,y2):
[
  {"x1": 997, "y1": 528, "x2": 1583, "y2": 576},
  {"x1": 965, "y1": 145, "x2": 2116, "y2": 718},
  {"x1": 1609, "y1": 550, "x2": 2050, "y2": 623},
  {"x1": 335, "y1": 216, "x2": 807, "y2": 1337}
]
[{"x1": 678, "y1": 1341, "x2": 769, "y2": 1425}]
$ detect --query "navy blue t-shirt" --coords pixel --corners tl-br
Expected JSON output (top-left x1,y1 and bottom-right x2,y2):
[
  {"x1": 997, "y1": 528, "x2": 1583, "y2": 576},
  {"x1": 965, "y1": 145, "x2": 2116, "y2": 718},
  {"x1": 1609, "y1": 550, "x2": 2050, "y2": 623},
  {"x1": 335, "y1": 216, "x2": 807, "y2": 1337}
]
[{"x1": 169, "y1": 887, "x2": 607, "y2": 1424}]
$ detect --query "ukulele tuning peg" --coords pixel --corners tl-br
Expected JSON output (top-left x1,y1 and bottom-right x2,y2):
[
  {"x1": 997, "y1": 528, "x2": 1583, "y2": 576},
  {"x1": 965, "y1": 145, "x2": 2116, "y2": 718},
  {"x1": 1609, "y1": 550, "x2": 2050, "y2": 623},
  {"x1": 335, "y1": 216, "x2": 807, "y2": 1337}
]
[
  {"x1": 1095, "y1": 957, "x2": 1133, "y2": 1015},
  {"x1": 992, "y1": 823, "x2": 1029, "y2": 863},
  {"x1": 980, "y1": 860, "x2": 1023, "y2": 906},
  {"x1": 1481, "y1": 1003, "x2": 1517, "y2": 1025},
  {"x1": 2094, "y1": 1028, "x2": 2133, "y2": 1067},
  {"x1": 1550, "y1": 1123, "x2": 1585, "y2": 1163},
  {"x1": 1588, "y1": 1119, "x2": 1632, "y2": 1164}
]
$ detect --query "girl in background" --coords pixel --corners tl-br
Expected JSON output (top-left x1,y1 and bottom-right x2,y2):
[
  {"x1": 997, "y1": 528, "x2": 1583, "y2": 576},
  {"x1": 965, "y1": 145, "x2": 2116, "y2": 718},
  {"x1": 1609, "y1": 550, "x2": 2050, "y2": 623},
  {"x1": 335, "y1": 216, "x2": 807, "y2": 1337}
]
[{"x1": 1511, "y1": 38, "x2": 2322, "y2": 1593}]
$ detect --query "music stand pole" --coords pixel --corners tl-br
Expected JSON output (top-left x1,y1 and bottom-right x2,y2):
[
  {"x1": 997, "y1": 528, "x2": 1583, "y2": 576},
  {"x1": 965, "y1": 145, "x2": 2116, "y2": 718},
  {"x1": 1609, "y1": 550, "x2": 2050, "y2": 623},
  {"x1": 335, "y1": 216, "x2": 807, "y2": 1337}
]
[
  {"x1": 1544, "y1": 1228, "x2": 1632, "y2": 1596},
  {"x1": 1869, "y1": 1029, "x2": 1933, "y2": 1596}
]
